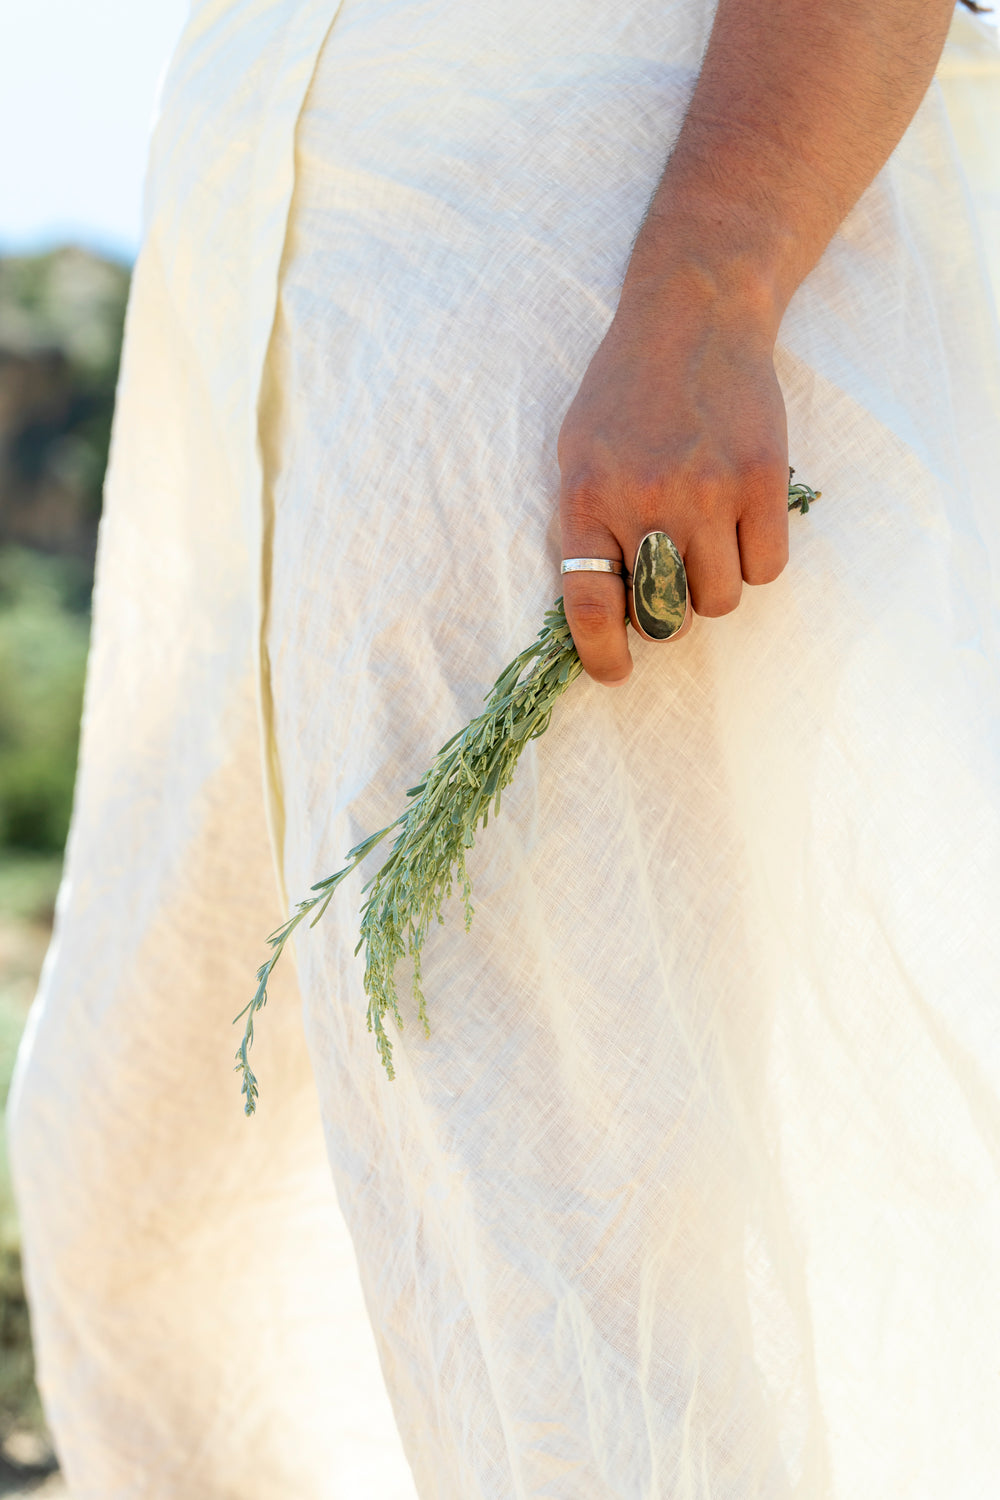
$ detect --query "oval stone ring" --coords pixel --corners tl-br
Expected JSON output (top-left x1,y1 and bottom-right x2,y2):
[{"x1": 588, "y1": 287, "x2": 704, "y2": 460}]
[{"x1": 627, "y1": 531, "x2": 690, "y2": 643}]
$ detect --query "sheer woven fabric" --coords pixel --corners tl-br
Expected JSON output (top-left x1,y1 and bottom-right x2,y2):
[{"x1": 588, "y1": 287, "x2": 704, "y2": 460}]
[{"x1": 7, "y1": 3, "x2": 1000, "y2": 1497}]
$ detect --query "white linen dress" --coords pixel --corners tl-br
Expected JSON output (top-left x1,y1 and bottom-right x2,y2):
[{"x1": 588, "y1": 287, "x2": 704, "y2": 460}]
[{"x1": 8, "y1": 3, "x2": 1000, "y2": 1496}]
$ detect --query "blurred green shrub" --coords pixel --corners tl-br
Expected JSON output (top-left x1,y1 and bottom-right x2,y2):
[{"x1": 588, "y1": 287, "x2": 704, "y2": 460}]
[
  {"x1": 0, "y1": 548, "x2": 90, "y2": 853},
  {"x1": 0, "y1": 246, "x2": 117, "y2": 1455},
  {"x1": 0, "y1": 847, "x2": 65, "y2": 1446},
  {"x1": 0, "y1": 248, "x2": 129, "y2": 543},
  {"x1": 0, "y1": 1245, "x2": 43, "y2": 1436},
  {"x1": 0, "y1": 247, "x2": 117, "y2": 857}
]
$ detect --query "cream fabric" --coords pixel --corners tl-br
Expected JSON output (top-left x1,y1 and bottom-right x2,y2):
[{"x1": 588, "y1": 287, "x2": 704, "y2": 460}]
[{"x1": 8, "y1": 3, "x2": 1000, "y2": 1497}]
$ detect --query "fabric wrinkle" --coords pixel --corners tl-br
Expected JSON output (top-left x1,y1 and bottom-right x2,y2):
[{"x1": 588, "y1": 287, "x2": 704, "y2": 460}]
[{"x1": 6, "y1": 2, "x2": 1000, "y2": 1497}]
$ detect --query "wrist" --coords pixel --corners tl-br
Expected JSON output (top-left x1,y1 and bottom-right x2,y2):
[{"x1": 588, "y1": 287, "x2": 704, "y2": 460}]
[
  {"x1": 619, "y1": 226, "x2": 788, "y2": 351},
  {"x1": 624, "y1": 142, "x2": 831, "y2": 335}
]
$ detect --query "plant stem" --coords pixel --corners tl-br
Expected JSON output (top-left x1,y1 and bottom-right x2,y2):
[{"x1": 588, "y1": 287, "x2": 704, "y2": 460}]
[{"x1": 236, "y1": 478, "x2": 819, "y2": 1112}]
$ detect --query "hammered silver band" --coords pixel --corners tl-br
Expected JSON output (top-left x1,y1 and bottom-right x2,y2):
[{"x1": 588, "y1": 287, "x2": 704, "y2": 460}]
[{"x1": 560, "y1": 557, "x2": 624, "y2": 576}]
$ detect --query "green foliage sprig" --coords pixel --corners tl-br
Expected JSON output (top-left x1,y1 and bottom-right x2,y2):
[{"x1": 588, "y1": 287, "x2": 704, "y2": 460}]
[{"x1": 236, "y1": 478, "x2": 819, "y2": 1112}]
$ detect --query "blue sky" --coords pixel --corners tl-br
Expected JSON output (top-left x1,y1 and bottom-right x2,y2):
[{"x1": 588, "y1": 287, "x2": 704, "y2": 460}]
[
  {"x1": 1, "y1": 1, "x2": 994, "y2": 266},
  {"x1": 0, "y1": 0, "x2": 190, "y2": 261}
]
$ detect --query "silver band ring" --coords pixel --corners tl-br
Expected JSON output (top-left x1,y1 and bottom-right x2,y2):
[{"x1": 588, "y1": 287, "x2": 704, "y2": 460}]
[{"x1": 560, "y1": 557, "x2": 623, "y2": 576}]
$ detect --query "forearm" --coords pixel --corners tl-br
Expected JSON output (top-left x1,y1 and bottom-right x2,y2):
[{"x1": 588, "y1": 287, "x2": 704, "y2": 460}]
[
  {"x1": 630, "y1": 0, "x2": 957, "y2": 327},
  {"x1": 558, "y1": 0, "x2": 959, "y2": 683}
]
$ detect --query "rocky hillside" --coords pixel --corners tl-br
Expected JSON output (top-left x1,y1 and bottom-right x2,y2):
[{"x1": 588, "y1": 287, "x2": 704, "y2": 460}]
[
  {"x1": 0, "y1": 247, "x2": 130, "y2": 1482},
  {"x1": 0, "y1": 247, "x2": 129, "y2": 567}
]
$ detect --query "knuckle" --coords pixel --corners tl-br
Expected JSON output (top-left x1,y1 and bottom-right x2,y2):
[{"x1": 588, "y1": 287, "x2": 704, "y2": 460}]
[
  {"x1": 683, "y1": 467, "x2": 728, "y2": 526},
  {"x1": 561, "y1": 466, "x2": 607, "y2": 518},
  {"x1": 691, "y1": 463, "x2": 729, "y2": 501},
  {"x1": 742, "y1": 548, "x2": 788, "y2": 586},
  {"x1": 694, "y1": 584, "x2": 742, "y2": 618},
  {"x1": 567, "y1": 593, "x2": 624, "y2": 637},
  {"x1": 628, "y1": 468, "x2": 669, "y2": 512},
  {"x1": 740, "y1": 456, "x2": 789, "y2": 509}
]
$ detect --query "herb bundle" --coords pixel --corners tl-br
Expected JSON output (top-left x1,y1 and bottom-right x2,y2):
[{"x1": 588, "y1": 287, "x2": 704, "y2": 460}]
[{"x1": 236, "y1": 478, "x2": 819, "y2": 1112}]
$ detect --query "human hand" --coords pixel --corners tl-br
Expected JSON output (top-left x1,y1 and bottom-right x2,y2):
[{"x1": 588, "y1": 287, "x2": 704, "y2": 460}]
[{"x1": 558, "y1": 250, "x2": 791, "y2": 685}]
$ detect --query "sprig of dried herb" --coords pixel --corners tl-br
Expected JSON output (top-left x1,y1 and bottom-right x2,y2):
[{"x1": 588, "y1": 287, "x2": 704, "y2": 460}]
[{"x1": 236, "y1": 478, "x2": 819, "y2": 1112}]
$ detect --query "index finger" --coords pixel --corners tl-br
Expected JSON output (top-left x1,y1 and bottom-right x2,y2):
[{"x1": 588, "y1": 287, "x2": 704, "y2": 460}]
[{"x1": 560, "y1": 517, "x2": 632, "y2": 686}]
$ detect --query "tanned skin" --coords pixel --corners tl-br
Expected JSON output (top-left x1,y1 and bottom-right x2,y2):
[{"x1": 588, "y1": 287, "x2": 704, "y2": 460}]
[{"x1": 558, "y1": 0, "x2": 959, "y2": 683}]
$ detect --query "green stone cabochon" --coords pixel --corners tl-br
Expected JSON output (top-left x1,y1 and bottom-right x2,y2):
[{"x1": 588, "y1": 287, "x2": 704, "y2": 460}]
[{"x1": 631, "y1": 532, "x2": 687, "y2": 640}]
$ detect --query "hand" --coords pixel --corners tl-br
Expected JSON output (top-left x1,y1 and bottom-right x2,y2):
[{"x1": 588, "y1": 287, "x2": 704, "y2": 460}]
[{"x1": 558, "y1": 251, "x2": 791, "y2": 685}]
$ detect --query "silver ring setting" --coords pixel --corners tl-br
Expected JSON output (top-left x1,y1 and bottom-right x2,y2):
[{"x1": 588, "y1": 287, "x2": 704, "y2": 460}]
[
  {"x1": 560, "y1": 557, "x2": 623, "y2": 576},
  {"x1": 628, "y1": 532, "x2": 690, "y2": 643},
  {"x1": 561, "y1": 538, "x2": 691, "y2": 644}
]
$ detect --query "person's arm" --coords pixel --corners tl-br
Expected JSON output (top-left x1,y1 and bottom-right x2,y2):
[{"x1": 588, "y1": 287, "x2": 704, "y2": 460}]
[{"x1": 559, "y1": 0, "x2": 958, "y2": 684}]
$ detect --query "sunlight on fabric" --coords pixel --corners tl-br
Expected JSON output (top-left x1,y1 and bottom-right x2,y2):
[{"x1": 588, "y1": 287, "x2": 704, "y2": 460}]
[{"x1": 937, "y1": 8, "x2": 1000, "y2": 304}]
